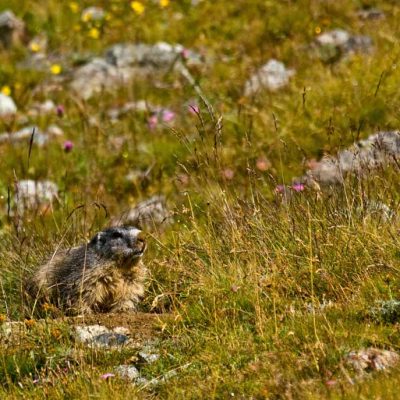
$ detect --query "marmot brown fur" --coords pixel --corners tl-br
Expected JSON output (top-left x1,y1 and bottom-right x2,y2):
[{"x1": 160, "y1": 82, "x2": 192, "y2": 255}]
[{"x1": 25, "y1": 226, "x2": 147, "y2": 314}]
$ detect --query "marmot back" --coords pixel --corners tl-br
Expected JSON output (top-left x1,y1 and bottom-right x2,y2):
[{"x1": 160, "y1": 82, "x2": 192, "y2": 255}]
[{"x1": 25, "y1": 226, "x2": 148, "y2": 315}]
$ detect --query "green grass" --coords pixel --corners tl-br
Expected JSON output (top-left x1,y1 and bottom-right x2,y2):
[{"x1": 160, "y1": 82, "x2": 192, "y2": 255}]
[{"x1": 1, "y1": 0, "x2": 400, "y2": 398}]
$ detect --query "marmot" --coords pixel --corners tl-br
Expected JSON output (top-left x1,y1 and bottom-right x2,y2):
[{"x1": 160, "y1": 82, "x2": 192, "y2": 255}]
[{"x1": 25, "y1": 226, "x2": 147, "y2": 314}]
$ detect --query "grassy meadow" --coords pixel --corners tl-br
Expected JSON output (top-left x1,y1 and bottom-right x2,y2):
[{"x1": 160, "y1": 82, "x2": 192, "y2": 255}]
[{"x1": 1, "y1": 0, "x2": 400, "y2": 398}]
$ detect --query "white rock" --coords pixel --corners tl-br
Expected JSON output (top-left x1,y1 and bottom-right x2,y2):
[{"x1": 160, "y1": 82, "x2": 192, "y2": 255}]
[
  {"x1": 74, "y1": 324, "x2": 131, "y2": 348},
  {"x1": 0, "y1": 94, "x2": 17, "y2": 117},
  {"x1": 244, "y1": 59, "x2": 294, "y2": 95},
  {"x1": 114, "y1": 365, "x2": 140, "y2": 381},
  {"x1": 15, "y1": 179, "x2": 58, "y2": 213},
  {"x1": 0, "y1": 10, "x2": 24, "y2": 47},
  {"x1": 345, "y1": 348, "x2": 399, "y2": 373},
  {"x1": 316, "y1": 29, "x2": 350, "y2": 46},
  {"x1": 81, "y1": 7, "x2": 105, "y2": 22},
  {"x1": 111, "y1": 195, "x2": 171, "y2": 232}
]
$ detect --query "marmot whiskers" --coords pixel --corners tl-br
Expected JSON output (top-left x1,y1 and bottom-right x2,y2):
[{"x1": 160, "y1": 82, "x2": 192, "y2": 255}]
[{"x1": 25, "y1": 226, "x2": 147, "y2": 314}]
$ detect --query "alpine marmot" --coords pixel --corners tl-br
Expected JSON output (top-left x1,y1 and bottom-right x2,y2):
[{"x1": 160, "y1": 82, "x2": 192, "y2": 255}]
[{"x1": 25, "y1": 226, "x2": 147, "y2": 314}]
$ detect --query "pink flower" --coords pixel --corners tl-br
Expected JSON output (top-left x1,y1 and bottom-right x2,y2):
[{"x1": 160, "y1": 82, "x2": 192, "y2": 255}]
[
  {"x1": 325, "y1": 380, "x2": 337, "y2": 387},
  {"x1": 100, "y1": 373, "x2": 115, "y2": 380},
  {"x1": 275, "y1": 185, "x2": 286, "y2": 194},
  {"x1": 63, "y1": 140, "x2": 73, "y2": 152},
  {"x1": 256, "y1": 156, "x2": 271, "y2": 172},
  {"x1": 181, "y1": 48, "x2": 190, "y2": 59},
  {"x1": 188, "y1": 103, "x2": 200, "y2": 115},
  {"x1": 148, "y1": 114, "x2": 158, "y2": 130},
  {"x1": 162, "y1": 109, "x2": 175, "y2": 123},
  {"x1": 222, "y1": 168, "x2": 234, "y2": 180},
  {"x1": 292, "y1": 183, "x2": 305, "y2": 192},
  {"x1": 56, "y1": 104, "x2": 65, "y2": 118}
]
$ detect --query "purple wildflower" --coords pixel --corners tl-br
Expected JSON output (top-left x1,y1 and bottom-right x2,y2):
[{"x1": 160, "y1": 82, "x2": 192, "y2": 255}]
[
  {"x1": 181, "y1": 48, "x2": 190, "y2": 59},
  {"x1": 292, "y1": 183, "x2": 305, "y2": 192},
  {"x1": 162, "y1": 109, "x2": 175, "y2": 123},
  {"x1": 188, "y1": 103, "x2": 200, "y2": 115},
  {"x1": 100, "y1": 373, "x2": 115, "y2": 380},
  {"x1": 148, "y1": 114, "x2": 158, "y2": 130},
  {"x1": 63, "y1": 140, "x2": 73, "y2": 152},
  {"x1": 275, "y1": 185, "x2": 286, "y2": 194},
  {"x1": 56, "y1": 104, "x2": 65, "y2": 118}
]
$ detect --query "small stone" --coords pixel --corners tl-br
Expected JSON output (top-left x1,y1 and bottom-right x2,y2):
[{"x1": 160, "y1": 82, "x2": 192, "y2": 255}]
[
  {"x1": 0, "y1": 10, "x2": 25, "y2": 48},
  {"x1": 369, "y1": 300, "x2": 400, "y2": 323},
  {"x1": 0, "y1": 93, "x2": 17, "y2": 117},
  {"x1": 14, "y1": 180, "x2": 58, "y2": 214},
  {"x1": 138, "y1": 347, "x2": 160, "y2": 364},
  {"x1": 244, "y1": 59, "x2": 294, "y2": 95},
  {"x1": 74, "y1": 325, "x2": 131, "y2": 348},
  {"x1": 27, "y1": 100, "x2": 56, "y2": 117},
  {"x1": 112, "y1": 195, "x2": 171, "y2": 232},
  {"x1": 114, "y1": 365, "x2": 140, "y2": 381},
  {"x1": 357, "y1": 8, "x2": 385, "y2": 20},
  {"x1": 81, "y1": 7, "x2": 105, "y2": 22},
  {"x1": 302, "y1": 131, "x2": 400, "y2": 186},
  {"x1": 0, "y1": 126, "x2": 41, "y2": 145},
  {"x1": 315, "y1": 29, "x2": 373, "y2": 60},
  {"x1": 93, "y1": 332, "x2": 130, "y2": 347},
  {"x1": 344, "y1": 348, "x2": 399, "y2": 374},
  {"x1": 75, "y1": 325, "x2": 109, "y2": 343}
]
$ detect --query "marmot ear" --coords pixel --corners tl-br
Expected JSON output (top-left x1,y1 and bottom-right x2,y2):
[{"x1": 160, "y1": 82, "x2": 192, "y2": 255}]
[{"x1": 90, "y1": 232, "x2": 103, "y2": 247}]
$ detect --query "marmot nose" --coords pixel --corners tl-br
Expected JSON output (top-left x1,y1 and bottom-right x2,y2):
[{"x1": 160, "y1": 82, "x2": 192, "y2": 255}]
[{"x1": 136, "y1": 232, "x2": 146, "y2": 251}]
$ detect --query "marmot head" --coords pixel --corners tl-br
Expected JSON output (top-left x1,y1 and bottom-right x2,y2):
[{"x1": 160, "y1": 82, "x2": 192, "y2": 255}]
[{"x1": 89, "y1": 226, "x2": 147, "y2": 266}]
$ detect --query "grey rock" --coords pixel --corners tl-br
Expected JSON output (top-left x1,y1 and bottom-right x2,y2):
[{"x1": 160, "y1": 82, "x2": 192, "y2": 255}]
[
  {"x1": 362, "y1": 200, "x2": 394, "y2": 222},
  {"x1": 112, "y1": 195, "x2": 171, "y2": 232},
  {"x1": 0, "y1": 125, "x2": 63, "y2": 146},
  {"x1": 27, "y1": 100, "x2": 56, "y2": 116},
  {"x1": 75, "y1": 325, "x2": 131, "y2": 348},
  {"x1": 105, "y1": 42, "x2": 184, "y2": 68},
  {"x1": 0, "y1": 10, "x2": 24, "y2": 48},
  {"x1": 357, "y1": 8, "x2": 385, "y2": 20},
  {"x1": 81, "y1": 7, "x2": 105, "y2": 22},
  {"x1": 0, "y1": 94, "x2": 17, "y2": 117},
  {"x1": 70, "y1": 57, "x2": 129, "y2": 99},
  {"x1": 369, "y1": 300, "x2": 400, "y2": 324},
  {"x1": 344, "y1": 348, "x2": 399, "y2": 373},
  {"x1": 14, "y1": 180, "x2": 58, "y2": 214},
  {"x1": 114, "y1": 365, "x2": 140, "y2": 381},
  {"x1": 107, "y1": 100, "x2": 150, "y2": 121},
  {"x1": 138, "y1": 347, "x2": 160, "y2": 364},
  {"x1": 315, "y1": 29, "x2": 372, "y2": 60},
  {"x1": 244, "y1": 59, "x2": 294, "y2": 96},
  {"x1": 303, "y1": 131, "x2": 400, "y2": 186},
  {"x1": 71, "y1": 42, "x2": 201, "y2": 99}
]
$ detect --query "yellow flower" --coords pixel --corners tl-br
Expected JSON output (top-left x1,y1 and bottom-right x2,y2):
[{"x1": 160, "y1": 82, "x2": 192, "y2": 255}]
[
  {"x1": 315, "y1": 26, "x2": 321, "y2": 35},
  {"x1": 24, "y1": 319, "x2": 36, "y2": 328},
  {"x1": 88, "y1": 27, "x2": 100, "y2": 39},
  {"x1": 0, "y1": 314, "x2": 6, "y2": 323},
  {"x1": 69, "y1": 2, "x2": 79, "y2": 13},
  {"x1": 50, "y1": 64, "x2": 62, "y2": 75},
  {"x1": 160, "y1": 0, "x2": 169, "y2": 7},
  {"x1": 1, "y1": 85, "x2": 11, "y2": 96},
  {"x1": 30, "y1": 42, "x2": 41, "y2": 52},
  {"x1": 131, "y1": 1, "x2": 145, "y2": 15}
]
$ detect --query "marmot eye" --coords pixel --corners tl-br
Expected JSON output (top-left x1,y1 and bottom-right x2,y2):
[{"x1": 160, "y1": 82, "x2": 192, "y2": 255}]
[{"x1": 110, "y1": 231, "x2": 124, "y2": 239}]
